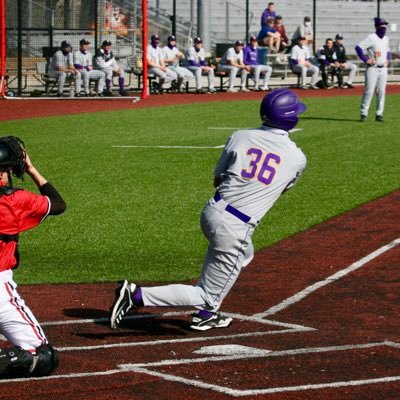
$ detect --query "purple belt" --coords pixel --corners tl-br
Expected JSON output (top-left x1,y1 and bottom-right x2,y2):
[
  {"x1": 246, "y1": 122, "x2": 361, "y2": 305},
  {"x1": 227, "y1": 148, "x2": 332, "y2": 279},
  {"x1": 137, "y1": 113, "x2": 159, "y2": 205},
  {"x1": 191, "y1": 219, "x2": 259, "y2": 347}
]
[{"x1": 214, "y1": 192, "x2": 251, "y2": 223}]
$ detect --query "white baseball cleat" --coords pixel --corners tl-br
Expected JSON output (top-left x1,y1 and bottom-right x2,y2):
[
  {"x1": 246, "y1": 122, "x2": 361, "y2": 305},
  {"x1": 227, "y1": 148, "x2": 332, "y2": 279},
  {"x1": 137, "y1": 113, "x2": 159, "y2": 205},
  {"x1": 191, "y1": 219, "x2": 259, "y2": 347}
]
[
  {"x1": 109, "y1": 280, "x2": 136, "y2": 329},
  {"x1": 190, "y1": 312, "x2": 233, "y2": 331}
]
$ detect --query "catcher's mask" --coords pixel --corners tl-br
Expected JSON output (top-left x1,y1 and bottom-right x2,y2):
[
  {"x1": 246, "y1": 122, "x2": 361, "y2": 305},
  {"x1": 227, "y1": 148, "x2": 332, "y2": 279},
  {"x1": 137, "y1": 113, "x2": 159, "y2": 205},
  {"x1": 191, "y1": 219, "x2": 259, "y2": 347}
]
[
  {"x1": 0, "y1": 136, "x2": 26, "y2": 182},
  {"x1": 260, "y1": 88, "x2": 307, "y2": 131}
]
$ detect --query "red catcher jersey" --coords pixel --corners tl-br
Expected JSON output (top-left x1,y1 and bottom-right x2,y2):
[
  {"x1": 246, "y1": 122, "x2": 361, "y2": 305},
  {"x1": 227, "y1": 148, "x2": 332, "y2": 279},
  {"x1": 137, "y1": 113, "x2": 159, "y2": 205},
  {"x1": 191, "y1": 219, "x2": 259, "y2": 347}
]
[{"x1": 0, "y1": 190, "x2": 50, "y2": 272}]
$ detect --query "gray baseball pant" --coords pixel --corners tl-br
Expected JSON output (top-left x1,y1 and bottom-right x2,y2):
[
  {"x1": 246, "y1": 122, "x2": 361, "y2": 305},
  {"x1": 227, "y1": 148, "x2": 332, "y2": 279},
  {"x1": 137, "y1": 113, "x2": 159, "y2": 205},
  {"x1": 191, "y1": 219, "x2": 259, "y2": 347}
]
[{"x1": 141, "y1": 196, "x2": 257, "y2": 311}]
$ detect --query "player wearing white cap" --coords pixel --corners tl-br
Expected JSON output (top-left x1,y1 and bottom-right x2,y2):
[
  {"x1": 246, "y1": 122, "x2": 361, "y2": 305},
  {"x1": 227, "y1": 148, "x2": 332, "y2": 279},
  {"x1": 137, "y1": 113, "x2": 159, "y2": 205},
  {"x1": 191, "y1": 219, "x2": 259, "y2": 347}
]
[{"x1": 356, "y1": 18, "x2": 391, "y2": 122}]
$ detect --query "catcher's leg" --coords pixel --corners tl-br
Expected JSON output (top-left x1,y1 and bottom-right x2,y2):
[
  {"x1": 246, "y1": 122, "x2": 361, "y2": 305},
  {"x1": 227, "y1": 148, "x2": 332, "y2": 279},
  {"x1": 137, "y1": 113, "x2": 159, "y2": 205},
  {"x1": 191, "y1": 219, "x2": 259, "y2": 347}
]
[
  {"x1": 0, "y1": 343, "x2": 59, "y2": 379},
  {"x1": 0, "y1": 346, "x2": 34, "y2": 378}
]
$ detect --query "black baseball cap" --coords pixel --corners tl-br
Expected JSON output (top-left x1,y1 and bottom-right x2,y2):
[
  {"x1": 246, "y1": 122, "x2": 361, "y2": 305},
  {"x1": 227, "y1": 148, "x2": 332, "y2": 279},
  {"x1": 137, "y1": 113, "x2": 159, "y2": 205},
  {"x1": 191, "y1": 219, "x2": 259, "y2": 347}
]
[
  {"x1": 80, "y1": 38, "x2": 90, "y2": 46},
  {"x1": 249, "y1": 35, "x2": 257, "y2": 42},
  {"x1": 335, "y1": 34, "x2": 343, "y2": 40},
  {"x1": 374, "y1": 17, "x2": 388, "y2": 26},
  {"x1": 151, "y1": 34, "x2": 160, "y2": 42},
  {"x1": 167, "y1": 35, "x2": 176, "y2": 42},
  {"x1": 61, "y1": 40, "x2": 72, "y2": 49},
  {"x1": 235, "y1": 40, "x2": 244, "y2": 46},
  {"x1": 194, "y1": 37, "x2": 202, "y2": 44},
  {"x1": 102, "y1": 40, "x2": 112, "y2": 46}
]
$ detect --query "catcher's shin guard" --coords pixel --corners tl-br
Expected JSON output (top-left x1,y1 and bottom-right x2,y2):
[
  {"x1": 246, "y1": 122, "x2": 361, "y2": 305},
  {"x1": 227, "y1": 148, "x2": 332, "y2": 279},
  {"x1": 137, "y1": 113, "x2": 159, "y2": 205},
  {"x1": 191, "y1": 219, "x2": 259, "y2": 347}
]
[
  {"x1": 0, "y1": 346, "x2": 34, "y2": 378},
  {"x1": 30, "y1": 343, "x2": 59, "y2": 377}
]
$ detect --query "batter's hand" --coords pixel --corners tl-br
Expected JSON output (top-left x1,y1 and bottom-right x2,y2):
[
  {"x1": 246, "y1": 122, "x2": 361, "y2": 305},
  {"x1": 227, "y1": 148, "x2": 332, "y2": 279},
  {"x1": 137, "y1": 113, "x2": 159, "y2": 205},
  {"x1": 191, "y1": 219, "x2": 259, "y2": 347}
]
[{"x1": 366, "y1": 58, "x2": 376, "y2": 66}]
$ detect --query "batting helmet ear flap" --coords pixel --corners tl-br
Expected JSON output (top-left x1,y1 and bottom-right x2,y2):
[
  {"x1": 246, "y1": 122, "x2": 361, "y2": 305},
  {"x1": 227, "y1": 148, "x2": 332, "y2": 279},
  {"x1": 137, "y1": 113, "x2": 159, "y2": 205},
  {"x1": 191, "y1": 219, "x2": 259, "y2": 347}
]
[{"x1": 260, "y1": 89, "x2": 306, "y2": 131}]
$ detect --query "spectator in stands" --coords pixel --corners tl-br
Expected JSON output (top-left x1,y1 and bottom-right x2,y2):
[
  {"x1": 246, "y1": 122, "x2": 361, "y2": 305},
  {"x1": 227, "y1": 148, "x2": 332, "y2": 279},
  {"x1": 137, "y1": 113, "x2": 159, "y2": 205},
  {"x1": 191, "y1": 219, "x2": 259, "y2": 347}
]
[
  {"x1": 218, "y1": 40, "x2": 251, "y2": 93},
  {"x1": 48, "y1": 40, "x2": 82, "y2": 97},
  {"x1": 291, "y1": 16, "x2": 314, "y2": 47},
  {"x1": 145, "y1": 34, "x2": 177, "y2": 95},
  {"x1": 260, "y1": 2, "x2": 277, "y2": 27},
  {"x1": 316, "y1": 38, "x2": 342, "y2": 89},
  {"x1": 186, "y1": 37, "x2": 217, "y2": 94},
  {"x1": 333, "y1": 34, "x2": 357, "y2": 88},
  {"x1": 162, "y1": 35, "x2": 194, "y2": 93},
  {"x1": 257, "y1": 17, "x2": 281, "y2": 53},
  {"x1": 243, "y1": 35, "x2": 272, "y2": 91},
  {"x1": 290, "y1": 36, "x2": 319, "y2": 90},
  {"x1": 274, "y1": 15, "x2": 290, "y2": 53},
  {"x1": 94, "y1": 40, "x2": 128, "y2": 96},
  {"x1": 73, "y1": 38, "x2": 106, "y2": 97}
]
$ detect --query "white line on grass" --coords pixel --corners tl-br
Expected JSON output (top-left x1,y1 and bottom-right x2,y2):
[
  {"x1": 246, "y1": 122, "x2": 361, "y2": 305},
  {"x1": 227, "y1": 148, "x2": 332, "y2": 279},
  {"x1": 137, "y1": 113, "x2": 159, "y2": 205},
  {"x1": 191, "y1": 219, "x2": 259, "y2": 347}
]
[
  {"x1": 254, "y1": 237, "x2": 400, "y2": 318},
  {"x1": 207, "y1": 127, "x2": 303, "y2": 133},
  {"x1": 112, "y1": 145, "x2": 224, "y2": 149}
]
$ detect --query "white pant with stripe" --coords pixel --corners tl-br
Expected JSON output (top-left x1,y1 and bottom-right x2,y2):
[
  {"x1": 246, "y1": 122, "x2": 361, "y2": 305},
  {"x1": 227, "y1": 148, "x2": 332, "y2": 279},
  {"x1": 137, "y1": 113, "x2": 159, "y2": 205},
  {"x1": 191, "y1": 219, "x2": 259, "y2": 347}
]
[
  {"x1": 0, "y1": 271, "x2": 47, "y2": 351},
  {"x1": 360, "y1": 65, "x2": 388, "y2": 117}
]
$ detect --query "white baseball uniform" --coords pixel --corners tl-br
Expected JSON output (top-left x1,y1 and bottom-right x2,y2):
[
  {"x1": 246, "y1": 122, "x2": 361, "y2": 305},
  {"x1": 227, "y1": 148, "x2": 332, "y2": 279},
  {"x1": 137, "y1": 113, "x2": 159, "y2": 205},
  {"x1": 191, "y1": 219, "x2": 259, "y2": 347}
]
[
  {"x1": 218, "y1": 47, "x2": 249, "y2": 91},
  {"x1": 162, "y1": 45, "x2": 193, "y2": 84},
  {"x1": 290, "y1": 45, "x2": 319, "y2": 87},
  {"x1": 186, "y1": 46, "x2": 215, "y2": 91},
  {"x1": 147, "y1": 44, "x2": 177, "y2": 83},
  {"x1": 48, "y1": 50, "x2": 82, "y2": 95},
  {"x1": 357, "y1": 33, "x2": 390, "y2": 117},
  {"x1": 73, "y1": 50, "x2": 106, "y2": 94},
  {"x1": 141, "y1": 125, "x2": 306, "y2": 312}
]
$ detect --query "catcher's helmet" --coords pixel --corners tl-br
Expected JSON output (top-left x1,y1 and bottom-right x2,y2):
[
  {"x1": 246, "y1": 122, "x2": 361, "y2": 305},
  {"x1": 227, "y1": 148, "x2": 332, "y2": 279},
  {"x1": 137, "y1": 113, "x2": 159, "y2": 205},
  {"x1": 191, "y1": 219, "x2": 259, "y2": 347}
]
[
  {"x1": 0, "y1": 136, "x2": 26, "y2": 179},
  {"x1": 260, "y1": 89, "x2": 306, "y2": 131}
]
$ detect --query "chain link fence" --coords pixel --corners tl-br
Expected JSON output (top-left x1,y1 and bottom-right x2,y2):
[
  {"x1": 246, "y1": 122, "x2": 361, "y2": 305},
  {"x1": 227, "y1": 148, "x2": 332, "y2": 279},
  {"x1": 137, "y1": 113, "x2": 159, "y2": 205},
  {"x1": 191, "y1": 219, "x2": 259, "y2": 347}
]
[{"x1": 4, "y1": 0, "x2": 144, "y2": 96}]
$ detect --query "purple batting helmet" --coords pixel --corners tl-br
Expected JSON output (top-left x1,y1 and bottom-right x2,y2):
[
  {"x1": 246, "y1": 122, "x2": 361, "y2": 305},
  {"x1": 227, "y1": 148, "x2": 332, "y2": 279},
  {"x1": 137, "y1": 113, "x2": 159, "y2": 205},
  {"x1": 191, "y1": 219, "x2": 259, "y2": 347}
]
[{"x1": 260, "y1": 89, "x2": 307, "y2": 131}]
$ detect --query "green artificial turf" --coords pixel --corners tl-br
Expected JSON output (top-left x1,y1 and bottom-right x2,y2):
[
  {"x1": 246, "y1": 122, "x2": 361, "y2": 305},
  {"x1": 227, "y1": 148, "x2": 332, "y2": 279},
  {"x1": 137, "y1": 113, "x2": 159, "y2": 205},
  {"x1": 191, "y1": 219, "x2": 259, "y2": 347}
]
[{"x1": 1, "y1": 93, "x2": 399, "y2": 284}]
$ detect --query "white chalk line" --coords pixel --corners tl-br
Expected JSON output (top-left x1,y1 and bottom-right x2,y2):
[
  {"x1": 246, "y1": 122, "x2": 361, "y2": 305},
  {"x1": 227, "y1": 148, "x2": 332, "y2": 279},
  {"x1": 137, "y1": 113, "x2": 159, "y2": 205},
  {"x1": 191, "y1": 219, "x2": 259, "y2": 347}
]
[
  {"x1": 57, "y1": 328, "x2": 309, "y2": 353},
  {"x1": 112, "y1": 145, "x2": 224, "y2": 149},
  {"x1": 6, "y1": 341, "x2": 399, "y2": 394},
  {"x1": 207, "y1": 127, "x2": 303, "y2": 133},
  {"x1": 254, "y1": 237, "x2": 400, "y2": 318}
]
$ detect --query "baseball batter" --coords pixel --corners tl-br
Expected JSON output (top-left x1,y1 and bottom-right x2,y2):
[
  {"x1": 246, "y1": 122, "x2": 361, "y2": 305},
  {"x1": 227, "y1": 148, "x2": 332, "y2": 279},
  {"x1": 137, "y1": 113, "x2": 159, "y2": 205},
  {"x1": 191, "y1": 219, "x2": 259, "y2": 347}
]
[
  {"x1": 0, "y1": 136, "x2": 66, "y2": 378},
  {"x1": 356, "y1": 17, "x2": 391, "y2": 122},
  {"x1": 110, "y1": 89, "x2": 307, "y2": 331},
  {"x1": 73, "y1": 38, "x2": 105, "y2": 96}
]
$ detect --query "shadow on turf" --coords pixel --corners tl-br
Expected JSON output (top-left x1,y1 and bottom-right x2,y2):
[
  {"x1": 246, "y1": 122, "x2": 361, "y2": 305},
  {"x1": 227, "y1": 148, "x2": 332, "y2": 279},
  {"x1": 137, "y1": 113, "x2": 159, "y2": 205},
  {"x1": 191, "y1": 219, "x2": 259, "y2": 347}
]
[
  {"x1": 63, "y1": 307, "x2": 193, "y2": 337},
  {"x1": 301, "y1": 116, "x2": 357, "y2": 122}
]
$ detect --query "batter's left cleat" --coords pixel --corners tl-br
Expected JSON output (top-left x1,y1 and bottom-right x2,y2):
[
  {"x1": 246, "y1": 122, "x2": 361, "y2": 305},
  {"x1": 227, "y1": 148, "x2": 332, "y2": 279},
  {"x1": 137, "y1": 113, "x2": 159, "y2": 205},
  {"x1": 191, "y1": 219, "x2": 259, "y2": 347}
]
[
  {"x1": 375, "y1": 115, "x2": 384, "y2": 122},
  {"x1": 360, "y1": 115, "x2": 367, "y2": 122},
  {"x1": 110, "y1": 280, "x2": 136, "y2": 329},
  {"x1": 190, "y1": 312, "x2": 233, "y2": 331}
]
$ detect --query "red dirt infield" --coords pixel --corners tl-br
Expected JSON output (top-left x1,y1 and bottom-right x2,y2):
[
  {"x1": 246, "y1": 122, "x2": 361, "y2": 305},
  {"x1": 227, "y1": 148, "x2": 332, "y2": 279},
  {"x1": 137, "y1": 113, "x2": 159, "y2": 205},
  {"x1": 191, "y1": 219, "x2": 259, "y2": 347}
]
[
  {"x1": 0, "y1": 85, "x2": 399, "y2": 399},
  {"x1": 1, "y1": 84, "x2": 399, "y2": 121},
  {"x1": 0, "y1": 190, "x2": 398, "y2": 399}
]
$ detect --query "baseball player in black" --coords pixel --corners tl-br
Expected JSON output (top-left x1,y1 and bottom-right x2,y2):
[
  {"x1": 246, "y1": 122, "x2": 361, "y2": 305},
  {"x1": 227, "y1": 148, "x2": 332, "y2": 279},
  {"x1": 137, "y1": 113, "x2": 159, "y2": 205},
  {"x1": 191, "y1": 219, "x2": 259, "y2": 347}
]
[
  {"x1": 333, "y1": 34, "x2": 357, "y2": 88},
  {"x1": 316, "y1": 38, "x2": 343, "y2": 89},
  {"x1": 0, "y1": 136, "x2": 66, "y2": 378}
]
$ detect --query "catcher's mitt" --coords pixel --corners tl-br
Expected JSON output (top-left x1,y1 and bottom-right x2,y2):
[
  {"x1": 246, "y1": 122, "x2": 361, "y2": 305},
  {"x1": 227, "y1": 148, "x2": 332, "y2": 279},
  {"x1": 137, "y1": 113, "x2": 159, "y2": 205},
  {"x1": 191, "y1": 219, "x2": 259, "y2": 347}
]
[{"x1": 0, "y1": 136, "x2": 26, "y2": 179}]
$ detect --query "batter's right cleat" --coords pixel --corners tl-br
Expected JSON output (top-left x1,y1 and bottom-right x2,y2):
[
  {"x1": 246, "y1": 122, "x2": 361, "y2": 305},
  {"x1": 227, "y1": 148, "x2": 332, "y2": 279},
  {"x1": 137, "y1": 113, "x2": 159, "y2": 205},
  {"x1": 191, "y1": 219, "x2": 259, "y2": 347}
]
[
  {"x1": 360, "y1": 115, "x2": 367, "y2": 122},
  {"x1": 375, "y1": 115, "x2": 384, "y2": 122},
  {"x1": 190, "y1": 312, "x2": 233, "y2": 331},
  {"x1": 110, "y1": 280, "x2": 136, "y2": 329}
]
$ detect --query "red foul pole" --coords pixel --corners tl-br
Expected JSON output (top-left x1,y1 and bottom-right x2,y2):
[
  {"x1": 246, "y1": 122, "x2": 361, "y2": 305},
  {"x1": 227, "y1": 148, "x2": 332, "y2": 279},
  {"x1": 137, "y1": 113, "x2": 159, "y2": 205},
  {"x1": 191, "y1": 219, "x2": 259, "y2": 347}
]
[
  {"x1": 0, "y1": 0, "x2": 6, "y2": 97},
  {"x1": 141, "y1": 0, "x2": 148, "y2": 99}
]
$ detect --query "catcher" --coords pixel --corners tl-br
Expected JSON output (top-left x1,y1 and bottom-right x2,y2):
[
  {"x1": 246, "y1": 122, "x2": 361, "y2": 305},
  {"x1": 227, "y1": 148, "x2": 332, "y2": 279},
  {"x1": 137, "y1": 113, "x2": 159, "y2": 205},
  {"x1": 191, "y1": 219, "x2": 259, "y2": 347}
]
[{"x1": 0, "y1": 136, "x2": 66, "y2": 378}]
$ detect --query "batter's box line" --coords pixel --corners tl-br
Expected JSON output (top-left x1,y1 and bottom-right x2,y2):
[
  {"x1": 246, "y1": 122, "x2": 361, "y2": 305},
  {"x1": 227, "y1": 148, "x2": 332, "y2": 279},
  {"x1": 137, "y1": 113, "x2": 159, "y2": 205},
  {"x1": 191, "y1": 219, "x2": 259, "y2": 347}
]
[{"x1": 120, "y1": 341, "x2": 400, "y2": 397}]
